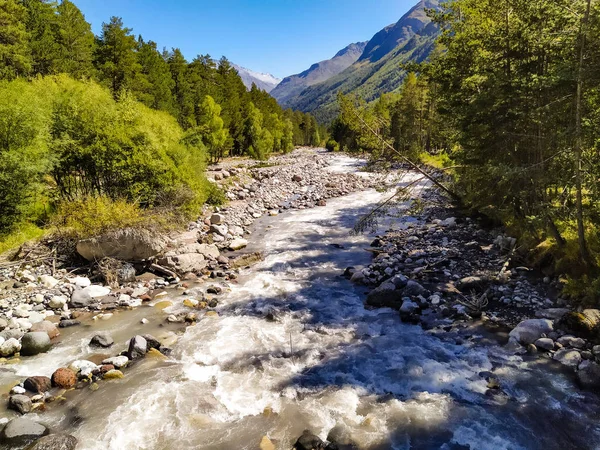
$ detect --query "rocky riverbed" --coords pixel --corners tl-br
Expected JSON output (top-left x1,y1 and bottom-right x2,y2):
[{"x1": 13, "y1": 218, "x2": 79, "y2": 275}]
[{"x1": 0, "y1": 149, "x2": 600, "y2": 449}]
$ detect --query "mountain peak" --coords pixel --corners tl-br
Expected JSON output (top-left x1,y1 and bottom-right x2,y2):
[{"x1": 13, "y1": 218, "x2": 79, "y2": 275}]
[{"x1": 232, "y1": 64, "x2": 281, "y2": 93}]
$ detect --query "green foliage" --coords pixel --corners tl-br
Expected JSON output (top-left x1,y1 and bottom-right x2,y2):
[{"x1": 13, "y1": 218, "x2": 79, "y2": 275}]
[
  {"x1": 325, "y1": 138, "x2": 340, "y2": 152},
  {"x1": 52, "y1": 196, "x2": 146, "y2": 238},
  {"x1": 0, "y1": 222, "x2": 45, "y2": 255},
  {"x1": 0, "y1": 0, "x2": 32, "y2": 79},
  {"x1": 184, "y1": 95, "x2": 229, "y2": 163},
  {"x1": 54, "y1": 0, "x2": 95, "y2": 78},
  {"x1": 94, "y1": 16, "x2": 141, "y2": 95}
]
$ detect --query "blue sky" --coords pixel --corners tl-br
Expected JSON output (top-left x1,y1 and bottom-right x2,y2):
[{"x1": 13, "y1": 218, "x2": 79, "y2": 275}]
[{"x1": 73, "y1": 0, "x2": 416, "y2": 79}]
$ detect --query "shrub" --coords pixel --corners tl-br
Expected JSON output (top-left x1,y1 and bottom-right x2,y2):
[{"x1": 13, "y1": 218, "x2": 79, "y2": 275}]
[{"x1": 325, "y1": 139, "x2": 340, "y2": 152}]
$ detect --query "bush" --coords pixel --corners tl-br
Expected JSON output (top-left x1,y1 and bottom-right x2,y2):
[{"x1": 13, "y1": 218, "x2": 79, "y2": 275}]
[
  {"x1": 0, "y1": 75, "x2": 212, "y2": 236},
  {"x1": 325, "y1": 139, "x2": 340, "y2": 152}
]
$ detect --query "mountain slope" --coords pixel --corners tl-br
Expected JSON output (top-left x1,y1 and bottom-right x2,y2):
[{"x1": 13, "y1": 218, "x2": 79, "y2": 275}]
[
  {"x1": 232, "y1": 64, "x2": 281, "y2": 93},
  {"x1": 271, "y1": 41, "x2": 367, "y2": 107},
  {"x1": 285, "y1": 0, "x2": 440, "y2": 122}
]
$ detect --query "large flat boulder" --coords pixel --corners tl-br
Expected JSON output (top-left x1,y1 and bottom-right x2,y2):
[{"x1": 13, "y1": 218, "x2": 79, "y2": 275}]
[
  {"x1": 509, "y1": 319, "x2": 553, "y2": 345},
  {"x1": 77, "y1": 228, "x2": 167, "y2": 261}
]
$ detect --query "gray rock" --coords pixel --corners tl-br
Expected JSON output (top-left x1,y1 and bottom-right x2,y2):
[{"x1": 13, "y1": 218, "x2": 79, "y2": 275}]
[
  {"x1": 210, "y1": 213, "x2": 225, "y2": 225},
  {"x1": 553, "y1": 348, "x2": 582, "y2": 368},
  {"x1": 76, "y1": 228, "x2": 168, "y2": 261},
  {"x1": 0, "y1": 317, "x2": 7, "y2": 330},
  {"x1": 509, "y1": 319, "x2": 554, "y2": 345},
  {"x1": 89, "y1": 333, "x2": 114, "y2": 348},
  {"x1": 0, "y1": 337, "x2": 22, "y2": 356},
  {"x1": 294, "y1": 430, "x2": 323, "y2": 450},
  {"x1": 58, "y1": 320, "x2": 80, "y2": 328},
  {"x1": 534, "y1": 338, "x2": 555, "y2": 351},
  {"x1": 577, "y1": 362, "x2": 600, "y2": 391},
  {"x1": 391, "y1": 274, "x2": 408, "y2": 289},
  {"x1": 70, "y1": 289, "x2": 92, "y2": 308},
  {"x1": 142, "y1": 334, "x2": 161, "y2": 350},
  {"x1": 127, "y1": 335, "x2": 147, "y2": 359},
  {"x1": 20, "y1": 332, "x2": 52, "y2": 356},
  {"x1": 9, "y1": 394, "x2": 32, "y2": 415},
  {"x1": 366, "y1": 281, "x2": 402, "y2": 309},
  {"x1": 457, "y1": 276, "x2": 487, "y2": 293},
  {"x1": 0, "y1": 417, "x2": 48, "y2": 446},
  {"x1": 557, "y1": 335, "x2": 586, "y2": 349},
  {"x1": 210, "y1": 224, "x2": 228, "y2": 237},
  {"x1": 535, "y1": 308, "x2": 570, "y2": 320},
  {"x1": 117, "y1": 263, "x2": 136, "y2": 283},
  {"x1": 26, "y1": 434, "x2": 78, "y2": 450},
  {"x1": 228, "y1": 238, "x2": 248, "y2": 251},
  {"x1": 400, "y1": 299, "x2": 419, "y2": 314},
  {"x1": 403, "y1": 280, "x2": 426, "y2": 297}
]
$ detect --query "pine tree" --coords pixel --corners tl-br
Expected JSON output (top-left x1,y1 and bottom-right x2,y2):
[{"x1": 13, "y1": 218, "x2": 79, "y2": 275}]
[
  {"x1": 0, "y1": 0, "x2": 32, "y2": 79},
  {"x1": 135, "y1": 37, "x2": 174, "y2": 112},
  {"x1": 23, "y1": 0, "x2": 59, "y2": 76},
  {"x1": 95, "y1": 16, "x2": 140, "y2": 95},
  {"x1": 184, "y1": 95, "x2": 228, "y2": 163},
  {"x1": 167, "y1": 48, "x2": 194, "y2": 128},
  {"x1": 55, "y1": 0, "x2": 95, "y2": 78}
]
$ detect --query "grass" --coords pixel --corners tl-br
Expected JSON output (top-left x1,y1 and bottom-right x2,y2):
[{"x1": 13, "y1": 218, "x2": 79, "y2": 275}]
[{"x1": 0, "y1": 223, "x2": 46, "y2": 256}]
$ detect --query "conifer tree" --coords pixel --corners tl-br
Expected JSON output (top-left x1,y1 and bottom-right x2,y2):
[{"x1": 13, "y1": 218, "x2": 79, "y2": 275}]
[{"x1": 0, "y1": 0, "x2": 32, "y2": 79}]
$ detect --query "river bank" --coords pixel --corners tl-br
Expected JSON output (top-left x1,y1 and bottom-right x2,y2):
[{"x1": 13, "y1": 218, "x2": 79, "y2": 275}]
[{"x1": 0, "y1": 149, "x2": 599, "y2": 449}]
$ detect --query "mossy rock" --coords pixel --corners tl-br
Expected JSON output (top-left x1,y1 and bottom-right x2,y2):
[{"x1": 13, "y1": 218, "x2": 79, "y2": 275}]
[{"x1": 559, "y1": 309, "x2": 600, "y2": 341}]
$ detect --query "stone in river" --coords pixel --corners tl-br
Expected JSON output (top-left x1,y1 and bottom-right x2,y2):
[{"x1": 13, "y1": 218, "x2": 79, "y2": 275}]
[
  {"x1": 30, "y1": 321, "x2": 59, "y2": 339},
  {"x1": 509, "y1": 319, "x2": 553, "y2": 345},
  {"x1": 102, "y1": 356, "x2": 129, "y2": 369},
  {"x1": 0, "y1": 417, "x2": 48, "y2": 446},
  {"x1": 51, "y1": 368, "x2": 77, "y2": 389},
  {"x1": 89, "y1": 333, "x2": 114, "y2": 348},
  {"x1": 8, "y1": 394, "x2": 32, "y2": 414},
  {"x1": 294, "y1": 430, "x2": 325, "y2": 450},
  {"x1": 26, "y1": 433, "x2": 78, "y2": 450},
  {"x1": 20, "y1": 332, "x2": 52, "y2": 356},
  {"x1": 103, "y1": 369, "x2": 124, "y2": 380},
  {"x1": 24, "y1": 376, "x2": 52, "y2": 393},
  {"x1": 126, "y1": 335, "x2": 147, "y2": 360},
  {"x1": 228, "y1": 238, "x2": 248, "y2": 251}
]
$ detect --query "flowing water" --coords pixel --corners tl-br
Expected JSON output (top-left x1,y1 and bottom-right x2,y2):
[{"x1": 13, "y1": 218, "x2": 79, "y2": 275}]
[{"x1": 8, "y1": 156, "x2": 600, "y2": 449}]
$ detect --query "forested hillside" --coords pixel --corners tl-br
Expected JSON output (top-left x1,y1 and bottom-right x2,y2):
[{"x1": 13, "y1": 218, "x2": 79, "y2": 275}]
[
  {"x1": 282, "y1": 0, "x2": 440, "y2": 123},
  {"x1": 329, "y1": 0, "x2": 600, "y2": 294},
  {"x1": 271, "y1": 41, "x2": 367, "y2": 108},
  {"x1": 0, "y1": 0, "x2": 320, "y2": 242}
]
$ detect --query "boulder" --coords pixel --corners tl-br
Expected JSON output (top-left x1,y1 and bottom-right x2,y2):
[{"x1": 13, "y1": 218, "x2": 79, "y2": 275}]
[
  {"x1": 210, "y1": 224, "x2": 228, "y2": 237},
  {"x1": 557, "y1": 335, "x2": 586, "y2": 349},
  {"x1": 51, "y1": 368, "x2": 77, "y2": 389},
  {"x1": 142, "y1": 334, "x2": 161, "y2": 350},
  {"x1": 69, "y1": 289, "x2": 92, "y2": 308},
  {"x1": 38, "y1": 275, "x2": 59, "y2": 289},
  {"x1": 30, "y1": 321, "x2": 59, "y2": 340},
  {"x1": 58, "y1": 320, "x2": 80, "y2": 328},
  {"x1": 553, "y1": 348, "x2": 582, "y2": 369},
  {"x1": 81, "y1": 285, "x2": 110, "y2": 298},
  {"x1": 102, "y1": 356, "x2": 129, "y2": 369},
  {"x1": 71, "y1": 276, "x2": 91, "y2": 288},
  {"x1": 533, "y1": 338, "x2": 555, "y2": 351},
  {"x1": 400, "y1": 299, "x2": 419, "y2": 314},
  {"x1": 577, "y1": 362, "x2": 600, "y2": 391},
  {"x1": 76, "y1": 228, "x2": 168, "y2": 261},
  {"x1": 89, "y1": 333, "x2": 114, "y2": 348},
  {"x1": 20, "y1": 332, "x2": 52, "y2": 356},
  {"x1": 228, "y1": 239, "x2": 248, "y2": 251},
  {"x1": 508, "y1": 319, "x2": 554, "y2": 345},
  {"x1": 210, "y1": 213, "x2": 225, "y2": 225},
  {"x1": 0, "y1": 337, "x2": 22, "y2": 356},
  {"x1": 48, "y1": 296, "x2": 67, "y2": 309},
  {"x1": 9, "y1": 394, "x2": 32, "y2": 414},
  {"x1": 26, "y1": 434, "x2": 78, "y2": 450},
  {"x1": 127, "y1": 335, "x2": 147, "y2": 360},
  {"x1": 403, "y1": 280, "x2": 426, "y2": 297},
  {"x1": 294, "y1": 430, "x2": 324, "y2": 450},
  {"x1": 366, "y1": 281, "x2": 403, "y2": 309},
  {"x1": 168, "y1": 253, "x2": 207, "y2": 274},
  {"x1": 68, "y1": 360, "x2": 98, "y2": 377},
  {"x1": 0, "y1": 418, "x2": 48, "y2": 446},
  {"x1": 559, "y1": 309, "x2": 600, "y2": 341},
  {"x1": 24, "y1": 376, "x2": 52, "y2": 393}
]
